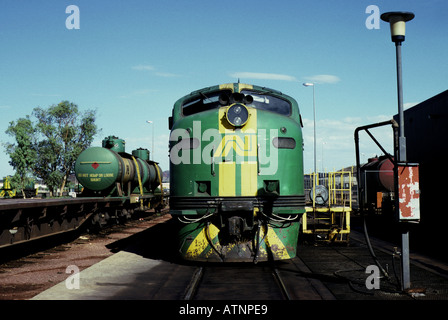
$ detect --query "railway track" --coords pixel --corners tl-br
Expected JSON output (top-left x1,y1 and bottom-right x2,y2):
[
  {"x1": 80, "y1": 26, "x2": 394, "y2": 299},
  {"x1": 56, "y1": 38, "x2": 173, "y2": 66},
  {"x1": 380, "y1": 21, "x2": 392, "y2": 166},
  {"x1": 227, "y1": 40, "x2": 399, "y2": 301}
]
[
  {"x1": 183, "y1": 258, "x2": 333, "y2": 300},
  {"x1": 0, "y1": 206, "x2": 170, "y2": 265}
]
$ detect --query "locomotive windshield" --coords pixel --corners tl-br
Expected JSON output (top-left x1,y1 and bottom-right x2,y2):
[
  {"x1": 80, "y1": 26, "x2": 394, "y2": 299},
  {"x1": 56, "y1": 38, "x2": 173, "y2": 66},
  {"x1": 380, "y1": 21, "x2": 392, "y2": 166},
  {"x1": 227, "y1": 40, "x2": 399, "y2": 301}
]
[
  {"x1": 241, "y1": 90, "x2": 291, "y2": 116},
  {"x1": 182, "y1": 90, "x2": 231, "y2": 116},
  {"x1": 182, "y1": 89, "x2": 291, "y2": 116}
]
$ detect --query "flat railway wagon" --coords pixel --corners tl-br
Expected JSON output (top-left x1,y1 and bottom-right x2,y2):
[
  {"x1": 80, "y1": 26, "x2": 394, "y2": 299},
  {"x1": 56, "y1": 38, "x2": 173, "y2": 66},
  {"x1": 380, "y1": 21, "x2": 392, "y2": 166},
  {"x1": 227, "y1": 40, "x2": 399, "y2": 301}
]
[
  {"x1": 169, "y1": 83, "x2": 305, "y2": 262},
  {"x1": 0, "y1": 136, "x2": 165, "y2": 249}
]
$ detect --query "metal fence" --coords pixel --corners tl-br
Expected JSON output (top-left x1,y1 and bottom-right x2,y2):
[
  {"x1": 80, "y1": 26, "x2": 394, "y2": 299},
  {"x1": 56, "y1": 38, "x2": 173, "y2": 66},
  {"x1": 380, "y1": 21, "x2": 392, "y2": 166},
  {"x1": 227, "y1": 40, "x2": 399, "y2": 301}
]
[{"x1": 304, "y1": 168, "x2": 356, "y2": 209}]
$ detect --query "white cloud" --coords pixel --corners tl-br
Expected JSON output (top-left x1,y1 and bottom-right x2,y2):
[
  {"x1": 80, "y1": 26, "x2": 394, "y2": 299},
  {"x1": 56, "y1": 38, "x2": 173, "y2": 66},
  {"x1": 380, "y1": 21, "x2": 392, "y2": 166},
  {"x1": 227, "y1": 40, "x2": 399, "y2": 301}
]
[
  {"x1": 229, "y1": 72, "x2": 298, "y2": 82},
  {"x1": 303, "y1": 74, "x2": 341, "y2": 84},
  {"x1": 132, "y1": 65, "x2": 182, "y2": 78},
  {"x1": 404, "y1": 102, "x2": 419, "y2": 110},
  {"x1": 132, "y1": 65, "x2": 155, "y2": 71},
  {"x1": 227, "y1": 73, "x2": 341, "y2": 84},
  {"x1": 154, "y1": 72, "x2": 182, "y2": 78},
  {"x1": 302, "y1": 115, "x2": 394, "y2": 172}
]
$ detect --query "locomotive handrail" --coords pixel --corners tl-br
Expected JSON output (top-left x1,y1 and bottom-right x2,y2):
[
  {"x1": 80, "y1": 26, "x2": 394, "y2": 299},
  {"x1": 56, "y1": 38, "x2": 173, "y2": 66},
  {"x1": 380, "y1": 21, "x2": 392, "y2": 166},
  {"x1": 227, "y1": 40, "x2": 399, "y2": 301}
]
[{"x1": 211, "y1": 146, "x2": 216, "y2": 176}]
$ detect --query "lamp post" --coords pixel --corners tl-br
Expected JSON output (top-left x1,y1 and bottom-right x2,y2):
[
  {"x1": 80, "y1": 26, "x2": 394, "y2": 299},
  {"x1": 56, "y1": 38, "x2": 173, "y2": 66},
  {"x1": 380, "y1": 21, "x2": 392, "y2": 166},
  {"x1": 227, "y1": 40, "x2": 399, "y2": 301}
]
[
  {"x1": 303, "y1": 82, "x2": 317, "y2": 207},
  {"x1": 146, "y1": 120, "x2": 154, "y2": 160},
  {"x1": 381, "y1": 11, "x2": 414, "y2": 162},
  {"x1": 381, "y1": 11, "x2": 415, "y2": 291}
]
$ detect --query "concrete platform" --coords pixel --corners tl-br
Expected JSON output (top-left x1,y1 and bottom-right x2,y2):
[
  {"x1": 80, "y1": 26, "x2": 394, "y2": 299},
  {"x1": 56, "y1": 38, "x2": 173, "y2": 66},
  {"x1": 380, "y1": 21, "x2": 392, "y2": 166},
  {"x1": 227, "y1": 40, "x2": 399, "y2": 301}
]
[{"x1": 32, "y1": 251, "x2": 196, "y2": 300}]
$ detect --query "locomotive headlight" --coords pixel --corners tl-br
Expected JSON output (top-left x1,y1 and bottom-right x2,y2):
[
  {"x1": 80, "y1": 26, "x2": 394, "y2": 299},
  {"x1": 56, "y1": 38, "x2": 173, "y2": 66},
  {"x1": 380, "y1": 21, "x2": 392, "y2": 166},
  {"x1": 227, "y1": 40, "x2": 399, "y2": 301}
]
[
  {"x1": 226, "y1": 103, "x2": 249, "y2": 127},
  {"x1": 234, "y1": 105, "x2": 242, "y2": 114}
]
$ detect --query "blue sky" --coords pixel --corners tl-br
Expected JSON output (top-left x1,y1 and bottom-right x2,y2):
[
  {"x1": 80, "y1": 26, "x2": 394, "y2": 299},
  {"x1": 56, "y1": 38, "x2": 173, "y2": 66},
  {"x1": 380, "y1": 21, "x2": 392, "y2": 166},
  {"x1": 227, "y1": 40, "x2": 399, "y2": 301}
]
[{"x1": 1, "y1": 0, "x2": 447, "y2": 178}]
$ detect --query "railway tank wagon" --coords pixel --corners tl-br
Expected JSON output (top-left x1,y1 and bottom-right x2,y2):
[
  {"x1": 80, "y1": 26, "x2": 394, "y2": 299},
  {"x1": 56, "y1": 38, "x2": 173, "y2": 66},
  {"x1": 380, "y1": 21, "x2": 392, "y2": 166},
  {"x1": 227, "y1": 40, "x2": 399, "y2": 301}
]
[
  {"x1": 75, "y1": 136, "x2": 164, "y2": 212},
  {"x1": 169, "y1": 83, "x2": 305, "y2": 262},
  {"x1": 359, "y1": 155, "x2": 395, "y2": 214},
  {"x1": 0, "y1": 136, "x2": 165, "y2": 249}
]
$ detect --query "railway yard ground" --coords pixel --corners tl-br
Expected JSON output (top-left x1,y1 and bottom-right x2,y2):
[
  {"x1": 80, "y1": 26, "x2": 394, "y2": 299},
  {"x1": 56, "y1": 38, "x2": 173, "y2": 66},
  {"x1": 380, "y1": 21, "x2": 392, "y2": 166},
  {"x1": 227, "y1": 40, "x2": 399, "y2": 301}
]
[
  {"x1": 1, "y1": 211, "x2": 448, "y2": 315},
  {"x1": 0, "y1": 210, "x2": 172, "y2": 300}
]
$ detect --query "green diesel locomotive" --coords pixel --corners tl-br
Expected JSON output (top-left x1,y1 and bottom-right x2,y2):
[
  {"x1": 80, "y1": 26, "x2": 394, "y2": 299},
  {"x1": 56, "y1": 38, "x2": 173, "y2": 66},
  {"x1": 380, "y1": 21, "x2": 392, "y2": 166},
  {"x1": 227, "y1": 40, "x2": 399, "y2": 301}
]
[{"x1": 169, "y1": 83, "x2": 305, "y2": 262}]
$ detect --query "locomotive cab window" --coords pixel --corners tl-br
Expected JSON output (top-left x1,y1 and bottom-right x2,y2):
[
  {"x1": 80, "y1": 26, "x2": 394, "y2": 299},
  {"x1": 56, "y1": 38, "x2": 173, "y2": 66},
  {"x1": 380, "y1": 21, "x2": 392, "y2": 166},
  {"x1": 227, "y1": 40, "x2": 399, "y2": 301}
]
[
  {"x1": 183, "y1": 90, "x2": 232, "y2": 116},
  {"x1": 241, "y1": 90, "x2": 291, "y2": 116}
]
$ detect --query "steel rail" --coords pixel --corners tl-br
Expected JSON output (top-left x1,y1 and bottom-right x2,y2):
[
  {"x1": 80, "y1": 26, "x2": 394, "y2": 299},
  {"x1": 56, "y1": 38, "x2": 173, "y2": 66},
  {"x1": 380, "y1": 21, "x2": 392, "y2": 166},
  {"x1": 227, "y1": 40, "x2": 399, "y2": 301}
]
[{"x1": 183, "y1": 266, "x2": 204, "y2": 300}]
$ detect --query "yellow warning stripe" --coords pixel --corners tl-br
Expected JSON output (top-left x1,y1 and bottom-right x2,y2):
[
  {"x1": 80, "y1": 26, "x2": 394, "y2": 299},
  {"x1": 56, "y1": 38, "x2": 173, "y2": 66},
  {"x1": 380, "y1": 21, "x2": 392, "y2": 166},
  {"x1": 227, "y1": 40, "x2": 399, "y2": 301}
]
[
  {"x1": 258, "y1": 226, "x2": 291, "y2": 260},
  {"x1": 219, "y1": 83, "x2": 235, "y2": 90},
  {"x1": 185, "y1": 223, "x2": 291, "y2": 260},
  {"x1": 185, "y1": 223, "x2": 220, "y2": 259},
  {"x1": 219, "y1": 161, "x2": 236, "y2": 196},
  {"x1": 240, "y1": 107, "x2": 257, "y2": 196},
  {"x1": 241, "y1": 161, "x2": 257, "y2": 196}
]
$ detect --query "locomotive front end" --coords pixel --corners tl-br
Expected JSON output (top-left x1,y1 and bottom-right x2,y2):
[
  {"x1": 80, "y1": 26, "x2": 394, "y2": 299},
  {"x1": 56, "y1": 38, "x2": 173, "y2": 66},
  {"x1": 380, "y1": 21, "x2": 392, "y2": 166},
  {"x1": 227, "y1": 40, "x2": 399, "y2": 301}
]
[{"x1": 169, "y1": 83, "x2": 305, "y2": 262}]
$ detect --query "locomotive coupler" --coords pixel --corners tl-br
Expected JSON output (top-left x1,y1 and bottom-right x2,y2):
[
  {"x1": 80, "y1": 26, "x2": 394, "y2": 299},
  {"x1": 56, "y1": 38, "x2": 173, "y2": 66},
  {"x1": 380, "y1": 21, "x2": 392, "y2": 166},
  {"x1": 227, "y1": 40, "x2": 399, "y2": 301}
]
[{"x1": 218, "y1": 200, "x2": 255, "y2": 240}]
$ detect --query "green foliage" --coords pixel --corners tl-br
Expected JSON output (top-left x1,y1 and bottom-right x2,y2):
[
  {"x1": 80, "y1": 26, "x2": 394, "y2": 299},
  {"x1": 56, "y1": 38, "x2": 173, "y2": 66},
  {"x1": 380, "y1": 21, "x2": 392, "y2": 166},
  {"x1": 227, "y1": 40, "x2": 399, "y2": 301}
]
[
  {"x1": 5, "y1": 101, "x2": 99, "y2": 196},
  {"x1": 4, "y1": 116, "x2": 37, "y2": 197}
]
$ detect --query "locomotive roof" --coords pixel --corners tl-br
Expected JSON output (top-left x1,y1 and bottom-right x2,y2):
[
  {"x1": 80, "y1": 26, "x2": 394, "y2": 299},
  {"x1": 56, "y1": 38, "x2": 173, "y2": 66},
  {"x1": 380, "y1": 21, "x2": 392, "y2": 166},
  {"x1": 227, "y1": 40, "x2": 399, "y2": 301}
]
[{"x1": 170, "y1": 83, "x2": 301, "y2": 126}]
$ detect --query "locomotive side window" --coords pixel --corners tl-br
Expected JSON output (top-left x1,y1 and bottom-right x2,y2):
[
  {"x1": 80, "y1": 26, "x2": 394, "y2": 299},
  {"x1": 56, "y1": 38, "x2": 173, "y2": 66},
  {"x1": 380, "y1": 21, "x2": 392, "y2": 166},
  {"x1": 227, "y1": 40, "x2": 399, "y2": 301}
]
[
  {"x1": 183, "y1": 90, "x2": 232, "y2": 116},
  {"x1": 241, "y1": 90, "x2": 291, "y2": 116}
]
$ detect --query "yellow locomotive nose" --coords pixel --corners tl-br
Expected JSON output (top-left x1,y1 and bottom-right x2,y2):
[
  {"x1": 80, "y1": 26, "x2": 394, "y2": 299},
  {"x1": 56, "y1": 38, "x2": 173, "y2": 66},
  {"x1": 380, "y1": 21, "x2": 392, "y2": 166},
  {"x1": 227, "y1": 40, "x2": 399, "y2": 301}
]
[{"x1": 226, "y1": 103, "x2": 249, "y2": 127}]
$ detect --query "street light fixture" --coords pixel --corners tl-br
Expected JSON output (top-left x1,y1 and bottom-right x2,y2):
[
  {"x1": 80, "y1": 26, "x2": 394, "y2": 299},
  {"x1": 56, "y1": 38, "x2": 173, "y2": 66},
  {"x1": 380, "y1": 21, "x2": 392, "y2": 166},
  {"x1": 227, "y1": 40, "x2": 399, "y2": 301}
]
[
  {"x1": 381, "y1": 11, "x2": 415, "y2": 292},
  {"x1": 381, "y1": 11, "x2": 415, "y2": 43},
  {"x1": 303, "y1": 82, "x2": 317, "y2": 208}
]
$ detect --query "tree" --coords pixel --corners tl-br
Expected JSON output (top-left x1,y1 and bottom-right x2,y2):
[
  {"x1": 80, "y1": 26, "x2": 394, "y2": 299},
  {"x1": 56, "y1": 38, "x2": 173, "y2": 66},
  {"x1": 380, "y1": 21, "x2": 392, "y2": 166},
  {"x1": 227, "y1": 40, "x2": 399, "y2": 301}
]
[
  {"x1": 5, "y1": 101, "x2": 99, "y2": 197},
  {"x1": 32, "y1": 101, "x2": 99, "y2": 196},
  {"x1": 4, "y1": 116, "x2": 37, "y2": 198}
]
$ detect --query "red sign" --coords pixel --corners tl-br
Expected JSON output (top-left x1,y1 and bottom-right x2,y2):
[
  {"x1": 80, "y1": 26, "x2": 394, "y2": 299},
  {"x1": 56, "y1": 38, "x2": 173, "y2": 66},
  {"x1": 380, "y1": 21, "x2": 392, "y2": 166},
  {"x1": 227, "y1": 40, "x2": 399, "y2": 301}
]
[
  {"x1": 91, "y1": 162, "x2": 99, "y2": 170},
  {"x1": 398, "y1": 164, "x2": 420, "y2": 222}
]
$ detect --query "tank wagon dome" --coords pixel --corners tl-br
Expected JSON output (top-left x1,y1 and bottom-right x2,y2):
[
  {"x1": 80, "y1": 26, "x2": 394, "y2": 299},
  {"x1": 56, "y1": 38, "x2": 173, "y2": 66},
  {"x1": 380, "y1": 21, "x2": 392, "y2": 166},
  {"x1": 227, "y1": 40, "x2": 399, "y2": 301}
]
[
  {"x1": 132, "y1": 148, "x2": 150, "y2": 161},
  {"x1": 75, "y1": 147, "x2": 121, "y2": 191},
  {"x1": 102, "y1": 135, "x2": 126, "y2": 153}
]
